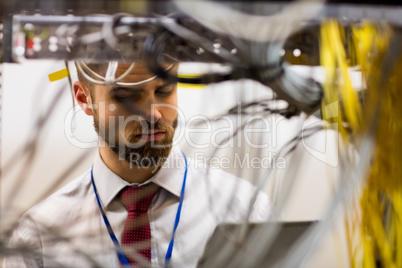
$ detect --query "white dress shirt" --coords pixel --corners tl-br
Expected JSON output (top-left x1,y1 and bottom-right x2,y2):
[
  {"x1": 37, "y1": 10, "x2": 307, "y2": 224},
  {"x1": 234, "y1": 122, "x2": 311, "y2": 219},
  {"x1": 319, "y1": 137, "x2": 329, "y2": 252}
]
[{"x1": 4, "y1": 146, "x2": 271, "y2": 268}]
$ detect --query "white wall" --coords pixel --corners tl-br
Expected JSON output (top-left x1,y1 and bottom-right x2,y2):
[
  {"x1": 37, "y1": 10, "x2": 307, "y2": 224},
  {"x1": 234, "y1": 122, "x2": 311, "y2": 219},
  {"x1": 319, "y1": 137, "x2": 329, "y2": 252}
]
[{"x1": 1, "y1": 61, "x2": 97, "y2": 225}]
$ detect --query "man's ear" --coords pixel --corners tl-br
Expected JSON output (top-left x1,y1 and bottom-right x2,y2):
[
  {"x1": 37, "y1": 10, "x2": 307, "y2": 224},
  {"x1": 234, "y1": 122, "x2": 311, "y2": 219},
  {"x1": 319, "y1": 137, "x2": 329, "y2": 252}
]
[{"x1": 74, "y1": 81, "x2": 94, "y2": 116}]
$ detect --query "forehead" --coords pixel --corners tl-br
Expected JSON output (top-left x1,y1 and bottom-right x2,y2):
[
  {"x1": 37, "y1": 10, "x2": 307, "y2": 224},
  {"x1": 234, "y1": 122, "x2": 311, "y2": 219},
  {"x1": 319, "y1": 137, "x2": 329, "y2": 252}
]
[
  {"x1": 106, "y1": 62, "x2": 176, "y2": 83},
  {"x1": 115, "y1": 62, "x2": 154, "y2": 83}
]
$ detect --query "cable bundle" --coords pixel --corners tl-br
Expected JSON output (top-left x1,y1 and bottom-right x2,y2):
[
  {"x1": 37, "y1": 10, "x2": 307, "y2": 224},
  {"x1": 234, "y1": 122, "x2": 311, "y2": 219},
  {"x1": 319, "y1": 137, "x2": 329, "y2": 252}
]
[{"x1": 320, "y1": 20, "x2": 402, "y2": 267}]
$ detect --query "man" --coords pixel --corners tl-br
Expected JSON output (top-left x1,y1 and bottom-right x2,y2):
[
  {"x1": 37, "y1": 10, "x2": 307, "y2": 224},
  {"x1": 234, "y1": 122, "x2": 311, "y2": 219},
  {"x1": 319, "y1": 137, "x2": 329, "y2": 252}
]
[{"x1": 4, "y1": 62, "x2": 271, "y2": 267}]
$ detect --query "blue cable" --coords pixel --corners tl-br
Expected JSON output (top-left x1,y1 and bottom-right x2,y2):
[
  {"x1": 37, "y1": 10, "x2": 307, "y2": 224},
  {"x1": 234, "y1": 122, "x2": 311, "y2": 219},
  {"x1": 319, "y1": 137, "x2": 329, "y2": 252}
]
[
  {"x1": 91, "y1": 167, "x2": 131, "y2": 268},
  {"x1": 164, "y1": 151, "x2": 188, "y2": 268}
]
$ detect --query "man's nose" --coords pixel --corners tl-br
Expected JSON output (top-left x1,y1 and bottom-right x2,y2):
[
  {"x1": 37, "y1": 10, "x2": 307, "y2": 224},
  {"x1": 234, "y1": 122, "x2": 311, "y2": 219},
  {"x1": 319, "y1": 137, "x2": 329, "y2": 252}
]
[{"x1": 136, "y1": 101, "x2": 163, "y2": 124}]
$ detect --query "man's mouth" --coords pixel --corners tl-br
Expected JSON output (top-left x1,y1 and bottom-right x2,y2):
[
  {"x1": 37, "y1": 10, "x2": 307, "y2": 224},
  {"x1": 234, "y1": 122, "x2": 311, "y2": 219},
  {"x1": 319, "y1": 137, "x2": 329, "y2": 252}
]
[{"x1": 135, "y1": 130, "x2": 166, "y2": 141}]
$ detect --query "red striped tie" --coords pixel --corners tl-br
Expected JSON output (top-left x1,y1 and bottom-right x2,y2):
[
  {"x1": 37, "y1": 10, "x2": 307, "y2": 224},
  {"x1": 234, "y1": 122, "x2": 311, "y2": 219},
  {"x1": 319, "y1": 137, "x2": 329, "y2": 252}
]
[{"x1": 119, "y1": 184, "x2": 159, "y2": 266}]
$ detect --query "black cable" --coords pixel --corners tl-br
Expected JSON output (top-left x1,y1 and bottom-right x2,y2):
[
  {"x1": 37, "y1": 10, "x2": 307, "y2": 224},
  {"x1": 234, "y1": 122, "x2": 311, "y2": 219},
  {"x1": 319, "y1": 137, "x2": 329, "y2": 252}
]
[{"x1": 143, "y1": 30, "x2": 286, "y2": 85}]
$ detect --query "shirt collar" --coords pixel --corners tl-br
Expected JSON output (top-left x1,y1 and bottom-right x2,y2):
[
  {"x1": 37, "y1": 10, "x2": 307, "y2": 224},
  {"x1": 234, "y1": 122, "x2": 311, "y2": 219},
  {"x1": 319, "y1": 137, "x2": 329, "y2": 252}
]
[{"x1": 92, "y1": 146, "x2": 186, "y2": 208}]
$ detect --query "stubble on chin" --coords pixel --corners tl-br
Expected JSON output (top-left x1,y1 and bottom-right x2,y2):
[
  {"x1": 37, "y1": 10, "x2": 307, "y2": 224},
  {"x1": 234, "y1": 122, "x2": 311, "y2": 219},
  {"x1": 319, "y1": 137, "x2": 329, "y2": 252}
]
[{"x1": 93, "y1": 113, "x2": 177, "y2": 167}]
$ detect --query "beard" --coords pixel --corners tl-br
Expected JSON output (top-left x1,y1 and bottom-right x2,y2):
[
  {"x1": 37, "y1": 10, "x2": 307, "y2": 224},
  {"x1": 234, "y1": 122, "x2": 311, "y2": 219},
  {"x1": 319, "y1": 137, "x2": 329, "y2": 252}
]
[{"x1": 93, "y1": 112, "x2": 177, "y2": 167}]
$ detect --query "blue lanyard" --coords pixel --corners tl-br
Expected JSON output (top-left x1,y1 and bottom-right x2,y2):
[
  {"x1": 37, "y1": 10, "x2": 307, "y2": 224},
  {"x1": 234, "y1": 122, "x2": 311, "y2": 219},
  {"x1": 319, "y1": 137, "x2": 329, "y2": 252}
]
[{"x1": 91, "y1": 151, "x2": 188, "y2": 268}]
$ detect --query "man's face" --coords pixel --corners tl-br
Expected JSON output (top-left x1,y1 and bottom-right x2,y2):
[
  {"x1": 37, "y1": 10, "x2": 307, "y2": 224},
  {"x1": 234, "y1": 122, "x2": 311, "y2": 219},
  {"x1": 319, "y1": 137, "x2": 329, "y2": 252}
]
[{"x1": 89, "y1": 62, "x2": 178, "y2": 167}]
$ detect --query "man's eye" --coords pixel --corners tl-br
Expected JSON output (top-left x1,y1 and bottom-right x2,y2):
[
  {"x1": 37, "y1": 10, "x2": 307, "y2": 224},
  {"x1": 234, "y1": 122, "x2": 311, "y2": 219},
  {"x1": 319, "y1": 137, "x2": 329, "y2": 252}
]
[{"x1": 156, "y1": 85, "x2": 174, "y2": 97}]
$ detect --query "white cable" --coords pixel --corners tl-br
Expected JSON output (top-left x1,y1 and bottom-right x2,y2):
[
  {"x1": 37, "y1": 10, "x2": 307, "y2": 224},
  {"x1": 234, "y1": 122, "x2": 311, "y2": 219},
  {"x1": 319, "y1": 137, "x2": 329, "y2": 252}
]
[
  {"x1": 76, "y1": 61, "x2": 175, "y2": 87},
  {"x1": 116, "y1": 75, "x2": 158, "y2": 87},
  {"x1": 104, "y1": 61, "x2": 119, "y2": 84},
  {"x1": 115, "y1": 64, "x2": 175, "y2": 87},
  {"x1": 114, "y1": 63, "x2": 136, "y2": 82},
  {"x1": 76, "y1": 61, "x2": 107, "y2": 85},
  {"x1": 80, "y1": 61, "x2": 106, "y2": 81},
  {"x1": 79, "y1": 31, "x2": 104, "y2": 45},
  {"x1": 172, "y1": 0, "x2": 324, "y2": 42},
  {"x1": 101, "y1": 13, "x2": 133, "y2": 49}
]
